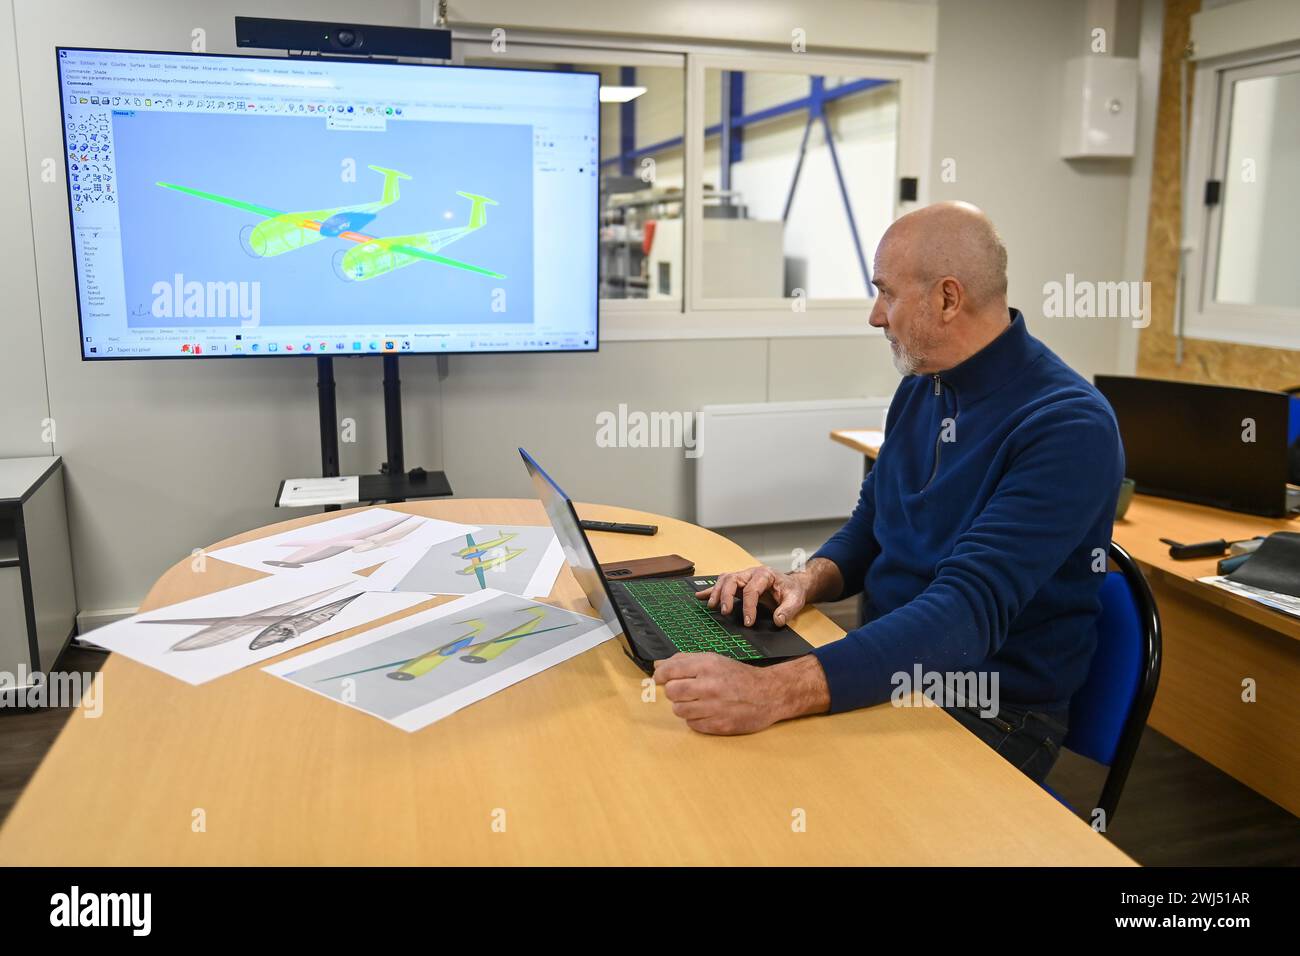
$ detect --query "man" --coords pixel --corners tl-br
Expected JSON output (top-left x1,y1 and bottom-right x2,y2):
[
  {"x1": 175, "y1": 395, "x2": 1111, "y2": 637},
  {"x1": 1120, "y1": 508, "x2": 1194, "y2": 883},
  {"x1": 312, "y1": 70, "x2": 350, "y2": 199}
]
[{"x1": 654, "y1": 201, "x2": 1123, "y2": 783}]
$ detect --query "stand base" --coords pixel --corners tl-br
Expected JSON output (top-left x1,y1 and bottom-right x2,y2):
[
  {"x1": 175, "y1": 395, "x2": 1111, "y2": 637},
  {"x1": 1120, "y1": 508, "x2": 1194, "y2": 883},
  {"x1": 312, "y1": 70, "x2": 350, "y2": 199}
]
[
  {"x1": 360, "y1": 469, "x2": 453, "y2": 502},
  {"x1": 298, "y1": 354, "x2": 445, "y2": 512},
  {"x1": 275, "y1": 470, "x2": 453, "y2": 508}
]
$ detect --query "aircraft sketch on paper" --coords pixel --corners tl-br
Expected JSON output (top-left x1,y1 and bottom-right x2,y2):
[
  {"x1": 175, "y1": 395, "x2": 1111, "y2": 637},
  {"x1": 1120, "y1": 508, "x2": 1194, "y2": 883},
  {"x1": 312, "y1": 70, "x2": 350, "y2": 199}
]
[
  {"x1": 311, "y1": 606, "x2": 575, "y2": 682},
  {"x1": 141, "y1": 583, "x2": 363, "y2": 652},
  {"x1": 454, "y1": 531, "x2": 525, "y2": 586},
  {"x1": 263, "y1": 513, "x2": 423, "y2": 569}
]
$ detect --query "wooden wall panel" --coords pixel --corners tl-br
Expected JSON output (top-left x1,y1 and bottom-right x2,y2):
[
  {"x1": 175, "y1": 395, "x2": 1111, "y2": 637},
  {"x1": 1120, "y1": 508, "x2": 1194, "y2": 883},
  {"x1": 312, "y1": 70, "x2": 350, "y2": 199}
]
[{"x1": 1136, "y1": 0, "x2": 1300, "y2": 391}]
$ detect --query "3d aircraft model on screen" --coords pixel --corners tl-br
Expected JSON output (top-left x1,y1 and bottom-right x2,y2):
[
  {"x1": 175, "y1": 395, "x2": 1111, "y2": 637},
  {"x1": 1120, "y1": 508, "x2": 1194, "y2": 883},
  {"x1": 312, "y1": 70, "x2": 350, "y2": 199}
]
[
  {"x1": 156, "y1": 164, "x2": 506, "y2": 280},
  {"x1": 263, "y1": 512, "x2": 423, "y2": 569},
  {"x1": 141, "y1": 583, "x2": 363, "y2": 652}
]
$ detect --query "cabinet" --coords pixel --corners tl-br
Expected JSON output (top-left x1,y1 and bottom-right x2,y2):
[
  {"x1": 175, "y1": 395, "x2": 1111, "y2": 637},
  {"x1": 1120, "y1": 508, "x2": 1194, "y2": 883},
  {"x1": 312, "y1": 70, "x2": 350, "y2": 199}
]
[{"x1": 0, "y1": 457, "x2": 76, "y2": 691}]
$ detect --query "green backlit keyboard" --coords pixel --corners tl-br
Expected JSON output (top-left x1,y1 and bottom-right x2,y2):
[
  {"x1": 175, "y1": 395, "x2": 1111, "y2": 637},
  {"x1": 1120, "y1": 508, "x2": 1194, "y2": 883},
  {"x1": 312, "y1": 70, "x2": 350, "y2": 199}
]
[{"x1": 620, "y1": 577, "x2": 762, "y2": 659}]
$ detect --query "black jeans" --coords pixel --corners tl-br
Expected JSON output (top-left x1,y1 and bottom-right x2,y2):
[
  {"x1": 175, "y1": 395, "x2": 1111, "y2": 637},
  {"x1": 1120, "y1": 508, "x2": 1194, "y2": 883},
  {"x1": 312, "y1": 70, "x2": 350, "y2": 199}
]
[{"x1": 942, "y1": 704, "x2": 1069, "y2": 784}]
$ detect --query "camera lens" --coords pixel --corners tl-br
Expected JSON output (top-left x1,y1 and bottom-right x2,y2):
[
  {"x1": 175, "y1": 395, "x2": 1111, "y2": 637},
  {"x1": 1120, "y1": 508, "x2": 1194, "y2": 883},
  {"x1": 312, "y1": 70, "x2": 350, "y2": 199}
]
[{"x1": 334, "y1": 29, "x2": 356, "y2": 48}]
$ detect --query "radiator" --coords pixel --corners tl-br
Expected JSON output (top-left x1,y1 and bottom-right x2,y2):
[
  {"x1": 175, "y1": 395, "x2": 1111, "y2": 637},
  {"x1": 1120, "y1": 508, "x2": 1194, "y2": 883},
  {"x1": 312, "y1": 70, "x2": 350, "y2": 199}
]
[{"x1": 695, "y1": 398, "x2": 891, "y2": 528}]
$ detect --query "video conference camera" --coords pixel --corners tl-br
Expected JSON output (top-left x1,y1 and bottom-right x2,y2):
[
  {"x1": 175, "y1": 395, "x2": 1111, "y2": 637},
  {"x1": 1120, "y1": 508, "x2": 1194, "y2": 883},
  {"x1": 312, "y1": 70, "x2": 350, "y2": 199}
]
[{"x1": 235, "y1": 16, "x2": 452, "y2": 59}]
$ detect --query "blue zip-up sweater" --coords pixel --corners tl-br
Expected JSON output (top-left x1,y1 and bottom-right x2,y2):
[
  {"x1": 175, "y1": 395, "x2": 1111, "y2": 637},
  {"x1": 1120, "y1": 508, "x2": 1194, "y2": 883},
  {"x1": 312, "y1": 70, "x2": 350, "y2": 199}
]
[{"x1": 811, "y1": 310, "x2": 1124, "y2": 713}]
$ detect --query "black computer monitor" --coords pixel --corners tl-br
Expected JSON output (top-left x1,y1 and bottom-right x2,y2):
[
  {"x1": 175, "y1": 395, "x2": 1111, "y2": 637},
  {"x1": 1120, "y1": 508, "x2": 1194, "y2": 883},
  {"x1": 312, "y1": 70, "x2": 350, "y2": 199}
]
[{"x1": 1094, "y1": 375, "x2": 1291, "y2": 517}]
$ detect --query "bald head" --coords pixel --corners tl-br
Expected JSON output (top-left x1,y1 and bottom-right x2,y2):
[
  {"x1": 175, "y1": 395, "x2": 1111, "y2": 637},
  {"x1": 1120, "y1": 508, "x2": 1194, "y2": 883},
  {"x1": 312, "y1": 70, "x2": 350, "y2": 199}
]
[
  {"x1": 868, "y1": 202, "x2": 1012, "y2": 376},
  {"x1": 879, "y1": 201, "x2": 1008, "y2": 310}
]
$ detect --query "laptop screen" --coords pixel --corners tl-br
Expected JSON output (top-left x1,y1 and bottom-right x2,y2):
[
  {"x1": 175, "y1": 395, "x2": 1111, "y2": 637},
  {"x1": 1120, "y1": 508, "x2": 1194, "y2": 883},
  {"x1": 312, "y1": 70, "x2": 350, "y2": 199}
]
[{"x1": 519, "y1": 448, "x2": 633, "y2": 652}]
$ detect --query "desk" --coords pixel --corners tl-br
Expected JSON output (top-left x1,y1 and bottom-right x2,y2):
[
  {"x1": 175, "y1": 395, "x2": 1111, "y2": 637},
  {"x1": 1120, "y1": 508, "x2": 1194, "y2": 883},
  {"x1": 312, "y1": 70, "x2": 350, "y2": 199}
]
[
  {"x1": 0, "y1": 457, "x2": 76, "y2": 687},
  {"x1": 0, "y1": 499, "x2": 1129, "y2": 865},
  {"x1": 1112, "y1": 495, "x2": 1300, "y2": 816},
  {"x1": 830, "y1": 428, "x2": 884, "y2": 475},
  {"x1": 830, "y1": 422, "x2": 1300, "y2": 815}
]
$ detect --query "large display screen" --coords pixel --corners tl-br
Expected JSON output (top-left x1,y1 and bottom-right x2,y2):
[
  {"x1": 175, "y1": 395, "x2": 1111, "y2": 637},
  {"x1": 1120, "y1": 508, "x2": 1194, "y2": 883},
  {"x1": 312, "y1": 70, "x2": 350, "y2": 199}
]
[{"x1": 57, "y1": 48, "x2": 599, "y2": 359}]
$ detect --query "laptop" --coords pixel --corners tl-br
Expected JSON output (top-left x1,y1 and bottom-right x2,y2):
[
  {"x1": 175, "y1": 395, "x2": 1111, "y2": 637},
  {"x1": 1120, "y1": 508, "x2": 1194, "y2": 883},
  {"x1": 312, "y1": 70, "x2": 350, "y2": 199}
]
[
  {"x1": 519, "y1": 448, "x2": 813, "y2": 675},
  {"x1": 1095, "y1": 375, "x2": 1299, "y2": 518}
]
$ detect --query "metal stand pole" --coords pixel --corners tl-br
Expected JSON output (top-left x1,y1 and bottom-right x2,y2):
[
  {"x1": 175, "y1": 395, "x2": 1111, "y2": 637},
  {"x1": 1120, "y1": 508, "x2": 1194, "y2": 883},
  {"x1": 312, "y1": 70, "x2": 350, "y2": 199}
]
[
  {"x1": 317, "y1": 356, "x2": 341, "y2": 513},
  {"x1": 382, "y1": 354, "x2": 405, "y2": 499}
]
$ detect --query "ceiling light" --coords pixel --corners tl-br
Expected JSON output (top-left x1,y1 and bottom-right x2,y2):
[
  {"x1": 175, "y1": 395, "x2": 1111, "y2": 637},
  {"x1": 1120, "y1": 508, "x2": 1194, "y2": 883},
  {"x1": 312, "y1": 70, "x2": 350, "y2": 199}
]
[{"x1": 599, "y1": 85, "x2": 647, "y2": 103}]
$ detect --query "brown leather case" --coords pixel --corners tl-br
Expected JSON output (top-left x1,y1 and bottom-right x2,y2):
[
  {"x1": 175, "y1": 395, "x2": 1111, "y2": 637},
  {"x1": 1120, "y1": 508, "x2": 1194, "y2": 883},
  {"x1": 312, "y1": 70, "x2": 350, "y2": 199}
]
[{"x1": 600, "y1": 554, "x2": 695, "y2": 581}]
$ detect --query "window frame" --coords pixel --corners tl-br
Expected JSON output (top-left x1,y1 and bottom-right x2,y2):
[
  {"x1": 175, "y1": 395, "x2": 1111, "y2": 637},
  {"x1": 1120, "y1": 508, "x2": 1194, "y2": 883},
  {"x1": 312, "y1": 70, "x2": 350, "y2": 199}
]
[
  {"x1": 452, "y1": 31, "x2": 932, "y2": 341},
  {"x1": 1183, "y1": 45, "x2": 1300, "y2": 351}
]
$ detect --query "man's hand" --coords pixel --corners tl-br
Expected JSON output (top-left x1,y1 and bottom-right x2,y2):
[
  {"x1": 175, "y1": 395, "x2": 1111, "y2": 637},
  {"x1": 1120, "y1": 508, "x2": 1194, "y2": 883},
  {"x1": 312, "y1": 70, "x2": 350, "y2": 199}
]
[
  {"x1": 653, "y1": 653, "x2": 831, "y2": 735},
  {"x1": 695, "y1": 565, "x2": 807, "y2": 627},
  {"x1": 695, "y1": 558, "x2": 843, "y2": 628}
]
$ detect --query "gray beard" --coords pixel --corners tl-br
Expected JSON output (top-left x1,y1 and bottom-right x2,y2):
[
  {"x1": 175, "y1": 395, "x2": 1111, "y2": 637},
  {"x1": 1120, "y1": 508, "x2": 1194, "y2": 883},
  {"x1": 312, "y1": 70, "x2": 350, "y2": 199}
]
[{"x1": 889, "y1": 338, "x2": 922, "y2": 376}]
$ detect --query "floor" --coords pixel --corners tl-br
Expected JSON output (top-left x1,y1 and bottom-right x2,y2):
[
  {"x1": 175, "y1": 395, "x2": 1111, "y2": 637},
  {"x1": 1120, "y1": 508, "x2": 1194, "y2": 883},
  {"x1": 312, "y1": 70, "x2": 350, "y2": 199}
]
[
  {"x1": 0, "y1": 647, "x2": 107, "y2": 821},
  {"x1": 1, "y1": 642, "x2": 1297, "y2": 865}
]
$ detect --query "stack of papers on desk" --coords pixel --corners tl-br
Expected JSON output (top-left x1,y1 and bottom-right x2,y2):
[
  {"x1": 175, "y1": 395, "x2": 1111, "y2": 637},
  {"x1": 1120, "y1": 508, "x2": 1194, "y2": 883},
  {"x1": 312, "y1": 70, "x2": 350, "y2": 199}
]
[
  {"x1": 207, "y1": 507, "x2": 474, "y2": 576},
  {"x1": 276, "y1": 476, "x2": 359, "y2": 508},
  {"x1": 85, "y1": 571, "x2": 432, "y2": 685},
  {"x1": 264, "y1": 588, "x2": 613, "y2": 731},
  {"x1": 361, "y1": 525, "x2": 564, "y2": 598},
  {"x1": 1199, "y1": 575, "x2": 1300, "y2": 620}
]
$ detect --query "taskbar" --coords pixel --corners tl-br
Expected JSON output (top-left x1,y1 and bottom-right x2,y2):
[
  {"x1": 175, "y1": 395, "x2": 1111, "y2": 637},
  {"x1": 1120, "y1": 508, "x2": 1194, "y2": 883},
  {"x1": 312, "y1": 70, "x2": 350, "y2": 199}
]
[{"x1": 81, "y1": 328, "x2": 596, "y2": 357}]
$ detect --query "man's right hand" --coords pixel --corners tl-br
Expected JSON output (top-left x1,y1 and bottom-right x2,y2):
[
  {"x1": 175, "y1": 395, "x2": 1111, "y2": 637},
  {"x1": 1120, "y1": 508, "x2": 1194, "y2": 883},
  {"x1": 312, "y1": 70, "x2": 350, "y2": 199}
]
[{"x1": 696, "y1": 565, "x2": 812, "y2": 628}]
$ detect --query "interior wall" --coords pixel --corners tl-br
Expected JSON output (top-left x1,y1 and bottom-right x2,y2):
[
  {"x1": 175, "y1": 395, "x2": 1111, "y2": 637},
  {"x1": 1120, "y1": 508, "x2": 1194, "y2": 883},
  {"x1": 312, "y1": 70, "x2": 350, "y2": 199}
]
[
  {"x1": 927, "y1": 0, "x2": 1139, "y2": 382},
  {"x1": 3, "y1": 0, "x2": 1147, "y2": 617},
  {"x1": 1136, "y1": 0, "x2": 1300, "y2": 388},
  {"x1": 0, "y1": 6, "x2": 52, "y2": 460}
]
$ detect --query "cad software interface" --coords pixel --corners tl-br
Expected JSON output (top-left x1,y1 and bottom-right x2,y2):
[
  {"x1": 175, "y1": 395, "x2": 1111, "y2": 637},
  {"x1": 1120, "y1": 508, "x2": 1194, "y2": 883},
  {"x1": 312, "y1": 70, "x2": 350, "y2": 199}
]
[{"x1": 57, "y1": 48, "x2": 599, "y2": 358}]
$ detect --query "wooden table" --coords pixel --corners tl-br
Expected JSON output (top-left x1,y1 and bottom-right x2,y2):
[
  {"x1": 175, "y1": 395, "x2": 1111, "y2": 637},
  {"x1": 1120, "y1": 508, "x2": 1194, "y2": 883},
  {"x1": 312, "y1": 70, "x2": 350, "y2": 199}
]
[
  {"x1": 1111, "y1": 494, "x2": 1300, "y2": 815},
  {"x1": 830, "y1": 419, "x2": 1300, "y2": 817},
  {"x1": 0, "y1": 499, "x2": 1130, "y2": 865},
  {"x1": 830, "y1": 428, "x2": 884, "y2": 472}
]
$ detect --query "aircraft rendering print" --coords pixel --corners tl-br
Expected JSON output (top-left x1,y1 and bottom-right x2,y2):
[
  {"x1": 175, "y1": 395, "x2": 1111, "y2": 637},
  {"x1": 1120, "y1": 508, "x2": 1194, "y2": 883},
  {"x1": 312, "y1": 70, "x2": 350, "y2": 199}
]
[
  {"x1": 263, "y1": 512, "x2": 424, "y2": 569},
  {"x1": 310, "y1": 606, "x2": 575, "y2": 682},
  {"x1": 454, "y1": 531, "x2": 525, "y2": 587},
  {"x1": 141, "y1": 583, "x2": 363, "y2": 652},
  {"x1": 155, "y1": 164, "x2": 506, "y2": 280}
]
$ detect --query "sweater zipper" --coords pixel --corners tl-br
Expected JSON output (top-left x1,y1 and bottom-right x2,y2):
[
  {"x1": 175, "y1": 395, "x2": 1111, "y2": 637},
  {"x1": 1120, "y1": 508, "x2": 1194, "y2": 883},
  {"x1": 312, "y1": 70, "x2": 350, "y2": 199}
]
[{"x1": 922, "y1": 374, "x2": 956, "y2": 491}]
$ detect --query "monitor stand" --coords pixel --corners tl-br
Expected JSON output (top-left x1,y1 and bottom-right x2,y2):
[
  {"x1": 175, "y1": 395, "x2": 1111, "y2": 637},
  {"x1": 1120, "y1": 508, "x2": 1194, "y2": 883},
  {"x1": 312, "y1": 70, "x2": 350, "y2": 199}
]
[{"x1": 314, "y1": 354, "x2": 453, "y2": 513}]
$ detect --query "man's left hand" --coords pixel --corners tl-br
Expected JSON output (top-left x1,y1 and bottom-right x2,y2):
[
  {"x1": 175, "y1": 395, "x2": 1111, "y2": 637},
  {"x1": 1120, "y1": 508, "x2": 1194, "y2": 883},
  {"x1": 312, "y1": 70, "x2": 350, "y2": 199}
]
[{"x1": 653, "y1": 652, "x2": 831, "y2": 735}]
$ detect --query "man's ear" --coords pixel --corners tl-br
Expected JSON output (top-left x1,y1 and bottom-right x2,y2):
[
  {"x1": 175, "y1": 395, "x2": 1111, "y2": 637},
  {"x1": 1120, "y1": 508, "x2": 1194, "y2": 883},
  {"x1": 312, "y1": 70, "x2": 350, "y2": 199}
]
[{"x1": 938, "y1": 276, "x2": 963, "y2": 321}]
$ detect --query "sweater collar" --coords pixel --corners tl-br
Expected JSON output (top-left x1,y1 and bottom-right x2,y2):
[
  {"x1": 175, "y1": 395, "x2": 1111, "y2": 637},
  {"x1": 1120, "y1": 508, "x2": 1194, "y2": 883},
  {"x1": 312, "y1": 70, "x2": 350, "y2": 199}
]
[{"x1": 934, "y1": 309, "x2": 1040, "y2": 403}]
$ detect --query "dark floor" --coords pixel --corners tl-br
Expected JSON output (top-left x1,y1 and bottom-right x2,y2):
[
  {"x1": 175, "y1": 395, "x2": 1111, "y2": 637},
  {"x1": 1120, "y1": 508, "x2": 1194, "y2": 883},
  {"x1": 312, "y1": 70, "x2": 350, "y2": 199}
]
[
  {"x1": 1046, "y1": 734, "x2": 1300, "y2": 866},
  {"x1": 1, "y1": 642, "x2": 1297, "y2": 864},
  {"x1": 819, "y1": 599, "x2": 1300, "y2": 866},
  {"x1": 0, "y1": 646, "x2": 107, "y2": 820}
]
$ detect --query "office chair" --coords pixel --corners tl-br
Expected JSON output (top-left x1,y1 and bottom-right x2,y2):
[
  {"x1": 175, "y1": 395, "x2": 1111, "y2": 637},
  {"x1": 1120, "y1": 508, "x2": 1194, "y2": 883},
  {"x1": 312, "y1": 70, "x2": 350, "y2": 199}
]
[{"x1": 1057, "y1": 541, "x2": 1162, "y2": 827}]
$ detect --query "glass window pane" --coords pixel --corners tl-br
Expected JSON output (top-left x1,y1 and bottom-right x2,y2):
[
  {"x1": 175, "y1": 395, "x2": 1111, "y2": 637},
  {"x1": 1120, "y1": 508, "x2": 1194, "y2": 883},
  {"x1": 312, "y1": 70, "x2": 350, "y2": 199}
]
[
  {"x1": 701, "y1": 69, "x2": 899, "y2": 301},
  {"x1": 1214, "y1": 69, "x2": 1300, "y2": 310},
  {"x1": 463, "y1": 56, "x2": 685, "y2": 302}
]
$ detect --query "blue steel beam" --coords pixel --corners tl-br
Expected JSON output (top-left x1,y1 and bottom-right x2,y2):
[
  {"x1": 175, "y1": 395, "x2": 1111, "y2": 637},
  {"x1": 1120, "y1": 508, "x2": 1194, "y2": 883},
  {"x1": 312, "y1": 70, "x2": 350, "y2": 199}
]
[
  {"x1": 600, "y1": 71, "x2": 881, "y2": 298},
  {"x1": 782, "y1": 76, "x2": 873, "y2": 296},
  {"x1": 619, "y1": 65, "x2": 636, "y2": 176},
  {"x1": 728, "y1": 71, "x2": 745, "y2": 166},
  {"x1": 718, "y1": 72, "x2": 750, "y2": 190},
  {"x1": 820, "y1": 109, "x2": 873, "y2": 295},
  {"x1": 599, "y1": 76, "x2": 892, "y2": 168},
  {"x1": 782, "y1": 112, "x2": 815, "y2": 222},
  {"x1": 719, "y1": 71, "x2": 733, "y2": 191}
]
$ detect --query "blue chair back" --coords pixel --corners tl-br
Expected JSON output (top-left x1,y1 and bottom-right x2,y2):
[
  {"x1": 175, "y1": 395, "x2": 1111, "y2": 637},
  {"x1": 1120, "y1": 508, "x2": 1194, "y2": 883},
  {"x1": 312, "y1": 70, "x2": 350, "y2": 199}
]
[
  {"x1": 1062, "y1": 542, "x2": 1161, "y2": 823},
  {"x1": 1288, "y1": 395, "x2": 1300, "y2": 447}
]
